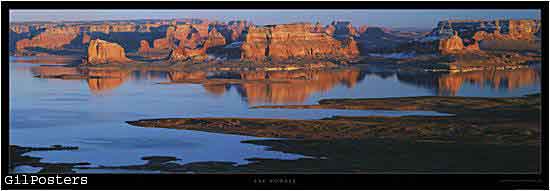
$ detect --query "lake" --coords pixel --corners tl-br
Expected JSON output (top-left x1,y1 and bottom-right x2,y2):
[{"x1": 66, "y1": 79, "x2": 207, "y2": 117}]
[{"x1": 9, "y1": 56, "x2": 541, "y2": 173}]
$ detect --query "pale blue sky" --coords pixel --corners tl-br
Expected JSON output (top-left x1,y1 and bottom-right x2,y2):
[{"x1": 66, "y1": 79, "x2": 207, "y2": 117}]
[{"x1": 10, "y1": 9, "x2": 540, "y2": 29}]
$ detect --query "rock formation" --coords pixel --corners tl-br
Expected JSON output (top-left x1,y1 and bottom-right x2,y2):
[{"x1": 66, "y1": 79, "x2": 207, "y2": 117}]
[
  {"x1": 439, "y1": 31, "x2": 465, "y2": 54},
  {"x1": 153, "y1": 38, "x2": 173, "y2": 49},
  {"x1": 205, "y1": 28, "x2": 226, "y2": 48},
  {"x1": 138, "y1": 40, "x2": 151, "y2": 53},
  {"x1": 87, "y1": 39, "x2": 131, "y2": 64},
  {"x1": 16, "y1": 26, "x2": 80, "y2": 51},
  {"x1": 358, "y1": 25, "x2": 368, "y2": 34},
  {"x1": 88, "y1": 23, "x2": 136, "y2": 34},
  {"x1": 81, "y1": 33, "x2": 91, "y2": 44},
  {"x1": 221, "y1": 20, "x2": 250, "y2": 42},
  {"x1": 431, "y1": 19, "x2": 541, "y2": 42},
  {"x1": 331, "y1": 21, "x2": 358, "y2": 37},
  {"x1": 241, "y1": 23, "x2": 360, "y2": 63},
  {"x1": 169, "y1": 43, "x2": 208, "y2": 62},
  {"x1": 439, "y1": 31, "x2": 482, "y2": 54}
]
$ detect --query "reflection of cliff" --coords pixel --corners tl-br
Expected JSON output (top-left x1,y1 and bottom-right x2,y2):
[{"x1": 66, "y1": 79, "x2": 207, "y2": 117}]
[
  {"x1": 437, "y1": 68, "x2": 540, "y2": 95},
  {"x1": 203, "y1": 85, "x2": 230, "y2": 96},
  {"x1": 397, "y1": 67, "x2": 540, "y2": 96},
  {"x1": 236, "y1": 69, "x2": 362, "y2": 104},
  {"x1": 167, "y1": 71, "x2": 207, "y2": 81},
  {"x1": 86, "y1": 69, "x2": 131, "y2": 93}
]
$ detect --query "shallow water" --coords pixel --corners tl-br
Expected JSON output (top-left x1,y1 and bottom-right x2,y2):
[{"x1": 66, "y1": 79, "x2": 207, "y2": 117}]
[{"x1": 9, "y1": 56, "x2": 541, "y2": 173}]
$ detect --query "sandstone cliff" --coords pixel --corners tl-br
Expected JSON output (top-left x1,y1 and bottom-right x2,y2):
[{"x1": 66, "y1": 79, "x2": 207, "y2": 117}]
[
  {"x1": 169, "y1": 43, "x2": 208, "y2": 62},
  {"x1": 241, "y1": 23, "x2": 359, "y2": 63},
  {"x1": 138, "y1": 40, "x2": 151, "y2": 53},
  {"x1": 205, "y1": 28, "x2": 226, "y2": 48},
  {"x1": 87, "y1": 39, "x2": 131, "y2": 64},
  {"x1": 439, "y1": 32, "x2": 465, "y2": 54},
  {"x1": 16, "y1": 26, "x2": 80, "y2": 52},
  {"x1": 439, "y1": 31, "x2": 481, "y2": 54}
]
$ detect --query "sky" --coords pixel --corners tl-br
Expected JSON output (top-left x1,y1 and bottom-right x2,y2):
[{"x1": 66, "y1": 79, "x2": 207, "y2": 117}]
[{"x1": 10, "y1": 9, "x2": 540, "y2": 29}]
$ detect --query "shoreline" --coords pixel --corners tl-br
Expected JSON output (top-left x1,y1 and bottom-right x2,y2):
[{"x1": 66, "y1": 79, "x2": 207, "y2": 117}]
[{"x1": 128, "y1": 94, "x2": 541, "y2": 145}]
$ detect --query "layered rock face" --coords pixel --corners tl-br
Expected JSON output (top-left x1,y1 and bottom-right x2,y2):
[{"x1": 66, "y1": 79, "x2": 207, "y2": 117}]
[
  {"x1": 138, "y1": 40, "x2": 151, "y2": 53},
  {"x1": 169, "y1": 43, "x2": 208, "y2": 62},
  {"x1": 87, "y1": 39, "x2": 131, "y2": 64},
  {"x1": 205, "y1": 28, "x2": 226, "y2": 48},
  {"x1": 474, "y1": 20, "x2": 540, "y2": 41},
  {"x1": 439, "y1": 32, "x2": 465, "y2": 54},
  {"x1": 439, "y1": 32, "x2": 480, "y2": 54},
  {"x1": 153, "y1": 38, "x2": 173, "y2": 49},
  {"x1": 151, "y1": 23, "x2": 213, "y2": 51},
  {"x1": 15, "y1": 26, "x2": 80, "y2": 51},
  {"x1": 430, "y1": 19, "x2": 541, "y2": 42},
  {"x1": 88, "y1": 23, "x2": 137, "y2": 34},
  {"x1": 241, "y1": 23, "x2": 359, "y2": 62}
]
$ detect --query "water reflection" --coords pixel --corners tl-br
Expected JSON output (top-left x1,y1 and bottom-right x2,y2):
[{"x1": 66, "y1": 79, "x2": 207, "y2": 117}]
[
  {"x1": 30, "y1": 64, "x2": 541, "y2": 103},
  {"x1": 396, "y1": 66, "x2": 540, "y2": 96},
  {"x1": 86, "y1": 69, "x2": 131, "y2": 93},
  {"x1": 235, "y1": 69, "x2": 363, "y2": 104}
]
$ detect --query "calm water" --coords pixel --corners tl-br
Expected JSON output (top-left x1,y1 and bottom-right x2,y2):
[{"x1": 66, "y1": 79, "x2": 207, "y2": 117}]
[{"x1": 9, "y1": 56, "x2": 541, "y2": 173}]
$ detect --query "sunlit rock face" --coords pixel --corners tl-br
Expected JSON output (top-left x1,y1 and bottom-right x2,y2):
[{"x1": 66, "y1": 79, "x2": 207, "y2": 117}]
[
  {"x1": 15, "y1": 26, "x2": 80, "y2": 52},
  {"x1": 88, "y1": 23, "x2": 137, "y2": 34},
  {"x1": 87, "y1": 39, "x2": 131, "y2": 64},
  {"x1": 205, "y1": 28, "x2": 227, "y2": 48},
  {"x1": 153, "y1": 38, "x2": 174, "y2": 49},
  {"x1": 168, "y1": 43, "x2": 208, "y2": 62},
  {"x1": 241, "y1": 23, "x2": 360, "y2": 62},
  {"x1": 471, "y1": 20, "x2": 541, "y2": 41},
  {"x1": 428, "y1": 19, "x2": 541, "y2": 46},
  {"x1": 439, "y1": 32, "x2": 465, "y2": 54},
  {"x1": 236, "y1": 69, "x2": 363, "y2": 104},
  {"x1": 416, "y1": 19, "x2": 541, "y2": 53},
  {"x1": 138, "y1": 40, "x2": 151, "y2": 53},
  {"x1": 137, "y1": 23, "x2": 163, "y2": 33}
]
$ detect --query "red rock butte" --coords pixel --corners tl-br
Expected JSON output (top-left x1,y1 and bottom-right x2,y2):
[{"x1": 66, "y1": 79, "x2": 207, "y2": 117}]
[
  {"x1": 241, "y1": 23, "x2": 359, "y2": 63},
  {"x1": 87, "y1": 39, "x2": 132, "y2": 64}
]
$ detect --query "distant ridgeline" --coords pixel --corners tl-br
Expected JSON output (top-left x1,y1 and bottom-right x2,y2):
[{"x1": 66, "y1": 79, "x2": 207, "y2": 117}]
[
  {"x1": 429, "y1": 19, "x2": 542, "y2": 41},
  {"x1": 9, "y1": 18, "x2": 542, "y2": 65},
  {"x1": 9, "y1": 19, "x2": 365, "y2": 65}
]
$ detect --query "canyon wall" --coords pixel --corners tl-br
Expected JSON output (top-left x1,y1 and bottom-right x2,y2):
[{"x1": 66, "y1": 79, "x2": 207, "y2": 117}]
[
  {"x1": 15, "y1": 26, "x2": 81, "y2": 52},
  {"x1": 429, "y1": 19, "x2": 541, "y2": 53},
  {"x1": 241, "y1": 23, "x2": 359, "y2": 62}
]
